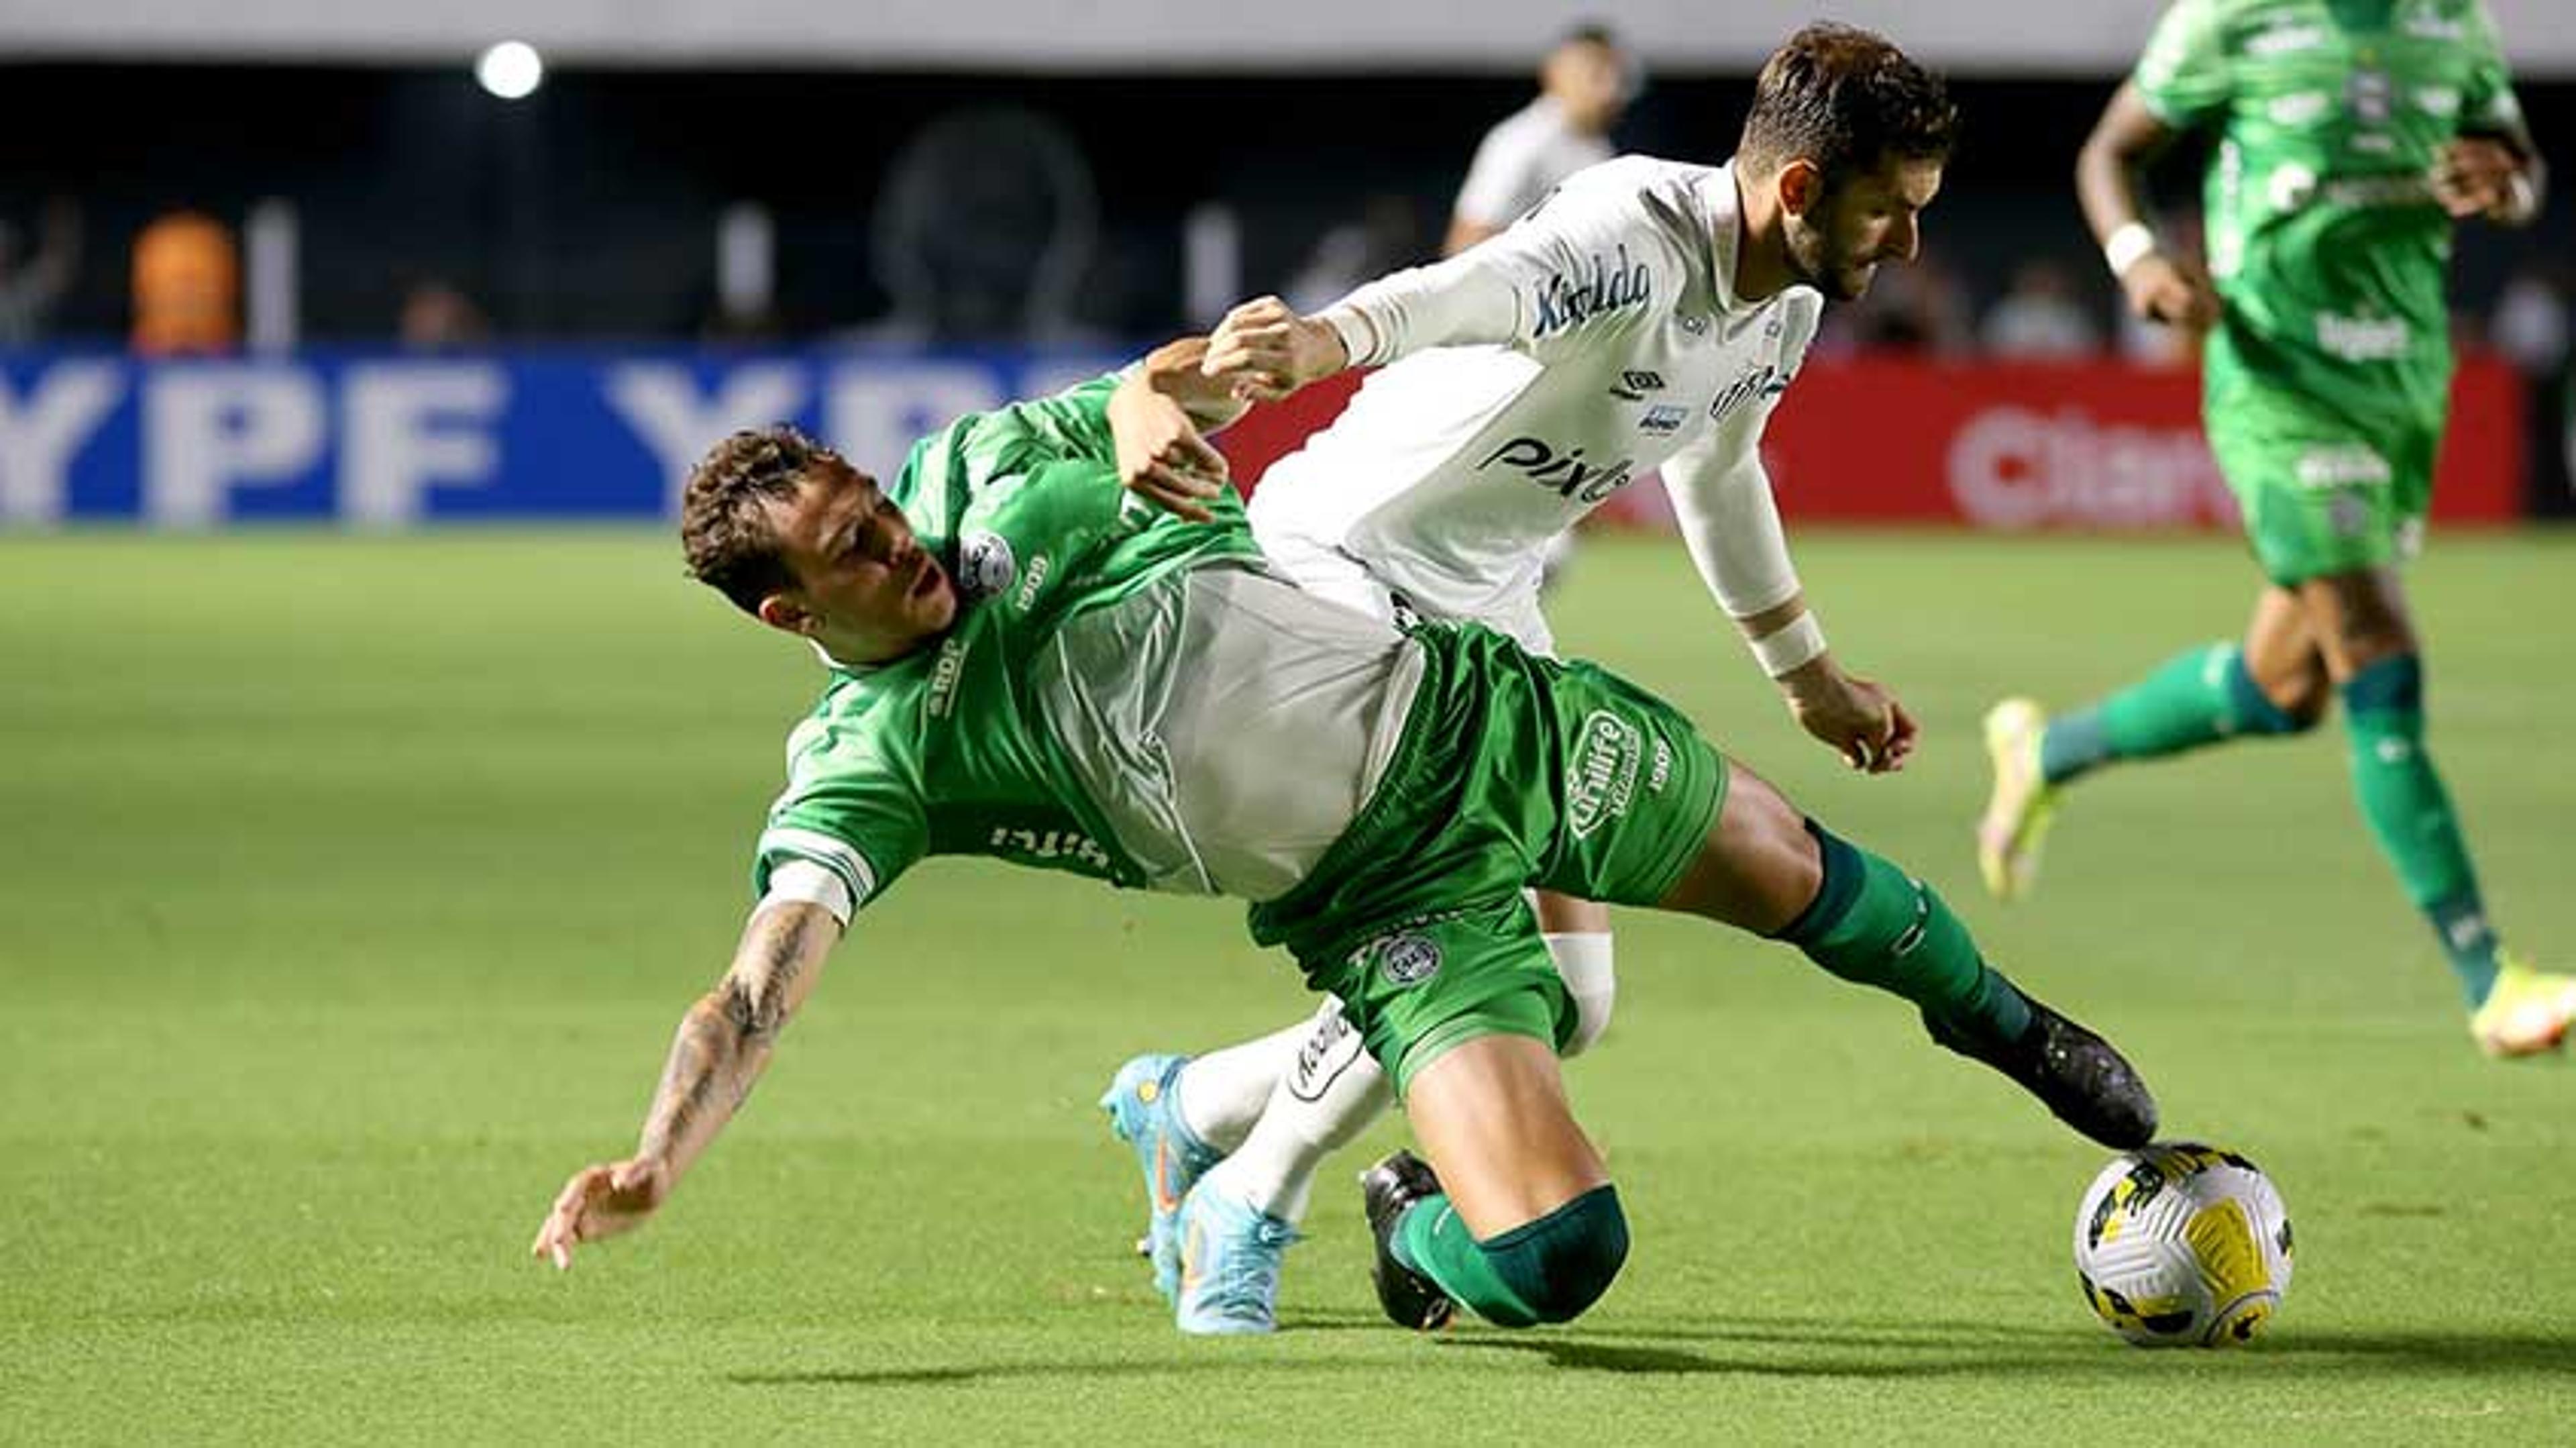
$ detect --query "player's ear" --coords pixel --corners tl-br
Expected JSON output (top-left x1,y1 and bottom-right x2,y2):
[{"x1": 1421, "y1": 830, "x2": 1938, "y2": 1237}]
[
  {"x1": 1776, "y1": 159, "x2": 1824, "y2": 218},
  {"x1": 756, "y1": 592, "x2": 814, "y2": 637}
]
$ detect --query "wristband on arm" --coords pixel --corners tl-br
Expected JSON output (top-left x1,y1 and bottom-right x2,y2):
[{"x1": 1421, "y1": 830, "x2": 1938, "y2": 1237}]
[
  {"x1": 1748, "y1": 612, "x2": 1827, "y2": 678},
  {"x1": 2102, "y1": 221, "x2": 2158, "y2": 279}
]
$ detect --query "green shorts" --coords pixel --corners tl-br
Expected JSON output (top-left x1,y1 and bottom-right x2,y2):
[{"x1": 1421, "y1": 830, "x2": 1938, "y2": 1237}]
[
  {"x1": 1245, "y1": 622, "x2": 1729, "y2": 1094},
  {"x1": 2206, "y1": 389, "x2": 2436, "y2": 588}
]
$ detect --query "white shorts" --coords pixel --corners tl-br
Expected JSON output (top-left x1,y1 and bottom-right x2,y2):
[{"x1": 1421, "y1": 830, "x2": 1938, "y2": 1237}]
[{"x1": 1251, "y1": 521, "x2": 1559, "y2": 661}]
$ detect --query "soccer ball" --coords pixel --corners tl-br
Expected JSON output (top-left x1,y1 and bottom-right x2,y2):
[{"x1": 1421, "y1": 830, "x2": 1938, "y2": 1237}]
[{"x1": 2072, "y1": 1142, "x2": 2294, "y2": 1348}]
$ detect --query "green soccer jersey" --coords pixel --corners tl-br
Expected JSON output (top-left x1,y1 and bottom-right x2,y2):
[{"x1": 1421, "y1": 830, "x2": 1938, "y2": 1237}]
[
  {"x1": 752, "y1": 373, "x2": 1260, "y2": 913},
  {"x1": 2135, "y1": 0, "x2": 2523, "y2": 433}
]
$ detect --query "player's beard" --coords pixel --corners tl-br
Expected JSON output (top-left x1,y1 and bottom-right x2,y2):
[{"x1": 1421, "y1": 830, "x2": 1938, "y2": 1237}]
[{"x1": 1782, "y1": 195, "x2": 1879, "y2": 303}]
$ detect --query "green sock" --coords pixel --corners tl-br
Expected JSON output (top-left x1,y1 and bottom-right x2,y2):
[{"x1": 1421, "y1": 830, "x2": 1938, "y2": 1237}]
[
  {"x1": 2041, "y1": 642, "x2": 2304, "y2": 786},
  {"x1": 1395, "y1": 1195, "x2": 1542, "y2": 1328},
  {"x1": 1772, "y1": 823, "x2": 2032, "y2": 1047},
  {"x1": 2341, "y1": 656, "x2": 2501, "y2": 1005}
]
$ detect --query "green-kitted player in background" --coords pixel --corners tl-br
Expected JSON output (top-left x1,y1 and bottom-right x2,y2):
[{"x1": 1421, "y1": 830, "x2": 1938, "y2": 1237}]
[{"x1": 1980, "y1": 0, "x2": 2565, "y2": 1055}]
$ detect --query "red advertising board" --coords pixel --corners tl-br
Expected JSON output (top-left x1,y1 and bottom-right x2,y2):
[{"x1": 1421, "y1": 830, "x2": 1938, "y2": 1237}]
[{"x1": 1218, "y1": 355, "x2": 2526, "y2": 529}]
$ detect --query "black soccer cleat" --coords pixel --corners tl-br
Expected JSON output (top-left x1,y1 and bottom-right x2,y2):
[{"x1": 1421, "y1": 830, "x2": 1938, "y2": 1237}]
[
  {"x1": 1359, "y1": 1150, "x2": 1456, "y2": 1333},
  {"x1": 1926, "y1": 992, "x2": 2158, "y2": 1149}
]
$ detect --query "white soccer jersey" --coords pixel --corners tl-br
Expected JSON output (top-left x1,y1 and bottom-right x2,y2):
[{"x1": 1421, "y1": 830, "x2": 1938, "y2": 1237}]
[
  {"x1": 1248, "y1": 155, "x2": 1823, "y2": 637},
  {"x1": 1451, "y1": 96, "x2": 1616, "y2": 231}
]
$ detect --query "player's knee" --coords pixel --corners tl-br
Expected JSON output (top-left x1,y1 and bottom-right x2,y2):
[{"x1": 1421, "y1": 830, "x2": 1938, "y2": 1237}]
[
  {"x1": 2339, "y1": 654, "x2": 2425, "y2": 733},
  {"x1": 1545, "y1": 932, "x2": 1615, "y2": 1057},
  {"x1": 1483, "y1": 1184, "x2": 1628, "y2": 1325},
  {"x1": 2223, "y1": 651, "x2": 2324, "y2": 735}
]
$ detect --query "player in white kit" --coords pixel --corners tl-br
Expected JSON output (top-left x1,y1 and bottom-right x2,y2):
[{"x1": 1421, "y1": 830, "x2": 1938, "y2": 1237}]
[
  {"x1": 1442, "y1": 21, "x2": 1631, "y2": 258},
  {"x1": 1104, "y1": 23, "x2": 1960, "y2": 1333}
]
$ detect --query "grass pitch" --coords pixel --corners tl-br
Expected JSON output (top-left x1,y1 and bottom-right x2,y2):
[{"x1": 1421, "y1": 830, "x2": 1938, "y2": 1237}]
[{"x1": 3, "y1": 527, "x2": 2571, "y2": 1445}]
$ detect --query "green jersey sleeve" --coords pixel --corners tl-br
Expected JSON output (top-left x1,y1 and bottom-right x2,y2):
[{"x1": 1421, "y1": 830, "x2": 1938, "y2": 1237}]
[
  {"x1": 989, "y1": 371, "x2": 1121, "y2": 462},
  {"x1": 893, "y1": 370, "x2": 1126, "y2": 548},
  {"x1": 2459, "y1": 2, "x2": 2525, "y2": 136},
  {"x1": 753, "y1": 696, "x2": 932, "y2": 915},
  {"x1": 2135, "y1": 0, "x2": 2234, "y2": 130}
]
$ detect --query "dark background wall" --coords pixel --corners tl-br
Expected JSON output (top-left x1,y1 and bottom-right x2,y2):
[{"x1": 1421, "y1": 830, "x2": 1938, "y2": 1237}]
[{"x1": 1, "y1": 64, "x2": 2565, "y2": 344}]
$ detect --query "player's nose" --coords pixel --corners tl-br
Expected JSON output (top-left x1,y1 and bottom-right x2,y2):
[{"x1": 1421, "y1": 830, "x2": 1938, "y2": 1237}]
[{"x1": 1887, "y1": 215, "x2": 1922, "y2": 263}]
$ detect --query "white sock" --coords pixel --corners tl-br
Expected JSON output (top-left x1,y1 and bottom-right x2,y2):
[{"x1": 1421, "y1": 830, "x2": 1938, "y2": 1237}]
[
  {"x1": 1172, "y1": 1012, "x2": 1318, "y2": 1152},
  {"x1": 1199, "y1": 999, "x2": 1391, "y2": 1223},
  {"x1": 1546, "y1": 931, "x2": 1616, "y2": 1056}
]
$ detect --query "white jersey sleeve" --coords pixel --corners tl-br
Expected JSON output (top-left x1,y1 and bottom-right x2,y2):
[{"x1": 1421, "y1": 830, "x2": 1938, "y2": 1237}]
[
  {"x1": 1660, "y1": 391, "x2": 1801, "y2": 619},
  {"x1": 1325, "y1": 156, "x2": 1702, "y2": 369}
]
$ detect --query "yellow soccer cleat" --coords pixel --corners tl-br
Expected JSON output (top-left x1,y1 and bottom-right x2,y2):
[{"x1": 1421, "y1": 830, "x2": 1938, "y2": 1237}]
[
  {"x1": 1977, "y1": 698, "x2": 2057, "y2": 902},
  {"x1": 2470, "y1": 955, "x2": 2576, "y2": 1058}
]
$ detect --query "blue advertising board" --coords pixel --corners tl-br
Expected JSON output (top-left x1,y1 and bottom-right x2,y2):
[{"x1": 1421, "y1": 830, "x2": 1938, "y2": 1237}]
[{"x1": 0, "y1": 348, "x2": 1130, "y2": 526}]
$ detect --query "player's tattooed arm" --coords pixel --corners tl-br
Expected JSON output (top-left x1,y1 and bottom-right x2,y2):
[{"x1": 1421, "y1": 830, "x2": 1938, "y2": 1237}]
[
  {"x1": 529, "y1": 900, "x2": 841, "y2": 1270},
  {"x1": 633, "y1": 901, "x2": 835, "y2": 1169}
]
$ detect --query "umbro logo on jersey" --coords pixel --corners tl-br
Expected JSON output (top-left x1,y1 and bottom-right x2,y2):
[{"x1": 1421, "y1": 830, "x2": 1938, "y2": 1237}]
[{"x1": 1608, "y1": 369, "x2": 1666, "y2": 401}]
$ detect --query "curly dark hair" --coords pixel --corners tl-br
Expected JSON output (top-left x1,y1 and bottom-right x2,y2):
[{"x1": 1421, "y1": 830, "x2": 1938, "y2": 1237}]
[
  {"x1": 680, "y1": 425, "x2": 847, "y2": 616},
  {"x1": 1737, "y1": 23, "x2": 1959, "y2": 186}
]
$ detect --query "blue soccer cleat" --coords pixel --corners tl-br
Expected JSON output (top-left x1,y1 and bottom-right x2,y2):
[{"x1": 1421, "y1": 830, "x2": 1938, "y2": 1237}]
[
  {"x1": 1172, "y1": 1180, "x2": 1301, "y2": 1335},
  {"x1": 1099, "y1": 1052, "x2": 1224, "y2": 1300}
]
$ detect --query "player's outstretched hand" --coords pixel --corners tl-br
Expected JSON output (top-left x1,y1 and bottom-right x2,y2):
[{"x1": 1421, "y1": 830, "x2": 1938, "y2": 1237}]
[
  {"x1": 1110, "y1": 383, "x2": 1229, "y2": 522},
  {"x1": 1784, "y1": 666, "x2": 1917, "y2": 775},
  {"x1": 2430, "y1": 138, "x2": 2523, "y2": 220},
  {"x1": 2118, "y1": 252, "x2": 2219, "y2": 333},
  {"x1": 1201, "y1": 296, "x2": 1349, "y2": 405},
  {"x1": 531, "y1": 1156, "x2": 669, "y2": 1272}
]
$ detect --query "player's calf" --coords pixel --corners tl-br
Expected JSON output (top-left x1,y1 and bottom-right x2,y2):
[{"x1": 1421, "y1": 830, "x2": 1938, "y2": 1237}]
[
  {"x1": 1362, "y1": 1150, "x2": 1628, "y2": 1330},
  {"x1": 1742, "y1": 813, "x2": 2158, "y2": 1147}
]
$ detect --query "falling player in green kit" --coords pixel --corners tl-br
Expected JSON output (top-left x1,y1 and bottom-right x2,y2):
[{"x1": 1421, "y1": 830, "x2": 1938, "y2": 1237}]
[
  {"x1": 530, "y1": 337, "x2": 2158, "y2": 1337},
  {"x1": 1978, "y1": 0, "x2": 2566, "y2": 1055}
]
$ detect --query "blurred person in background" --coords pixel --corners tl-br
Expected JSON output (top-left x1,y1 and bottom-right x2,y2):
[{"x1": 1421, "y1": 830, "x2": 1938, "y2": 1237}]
[
  {"x1": 1980, "y1": 0, "x2": 2571, "y2": 1057},
  {"x1": 1980, "y1": 257, "x2": 2104, "y2": 359},
  {"x1": 1101, "y1": 24, "x2": 1982, "y2": 1337},
  {"x1": 1442, "y1": 21, "x2": 1633, "y2": 258},
  {"x1": 2489, "y1": 262, "x2": 2568, "y2": 377},
  {"x1": 863, "y1": 106, "x2": 1101, "y2": 345},
  {"x1": 1281, "y1": 195, "x2": 1423, "y2": 317},
  {"x1": 398, "y1": 278, "x2": 492, "y2": 352},
  {"x1": 1828, "y1": 244, "x2": 1973, "y2": 355},
  {"x1": 131, "y1": 209, "x2": 239, "y2": 355},
  {"x1": 0, "y1": 199, "x2": 80, "y2": 347}
]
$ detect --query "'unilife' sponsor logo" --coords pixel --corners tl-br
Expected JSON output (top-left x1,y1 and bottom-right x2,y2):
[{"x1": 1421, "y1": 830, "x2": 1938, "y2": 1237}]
[{"x1": 1565, "y1": 711, "x2": 1644, "y2": 839}]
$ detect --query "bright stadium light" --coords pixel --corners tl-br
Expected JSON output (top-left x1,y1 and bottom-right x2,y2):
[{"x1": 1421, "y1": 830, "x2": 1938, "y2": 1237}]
[{"x1": 476, "y1": 42, "x2": 545, "y2": 101}]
